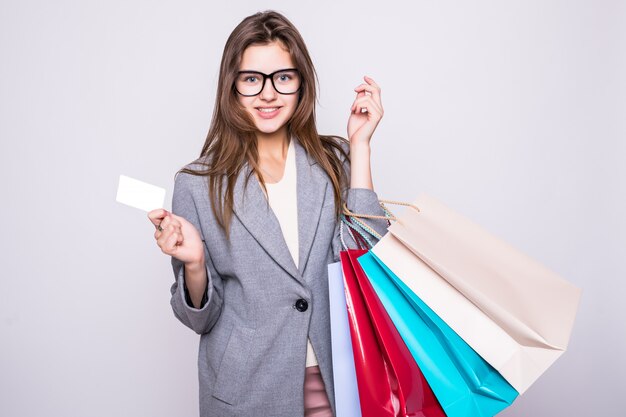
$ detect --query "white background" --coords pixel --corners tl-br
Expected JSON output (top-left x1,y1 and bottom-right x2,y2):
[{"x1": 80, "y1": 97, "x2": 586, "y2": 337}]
[{"x1": 1, "y1": 0, "x2": 624, "y2": 416}]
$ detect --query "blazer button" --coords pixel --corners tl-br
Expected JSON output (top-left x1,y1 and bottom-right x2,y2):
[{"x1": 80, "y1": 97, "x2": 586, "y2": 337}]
[{"x1": 294, "y1": 298, "x2": 308, "y2": 312}]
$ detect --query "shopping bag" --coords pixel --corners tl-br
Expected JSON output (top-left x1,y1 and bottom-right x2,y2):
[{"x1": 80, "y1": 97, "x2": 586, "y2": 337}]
[
  {"x1": 327, "y1": 261, "x2": 362, "y2": 417},
  {"x1": 357, "y1": 250, "x2": 519, "y2": 417},
  {"x1": 341, "y1": 250, "x2": 445, "y2": 417},
  {"x1": 375, "y1": 194, "x2": 582, "y2": 393},
  {"x1": 341, "y1": 250, "x2": 397, "y2": 417}
]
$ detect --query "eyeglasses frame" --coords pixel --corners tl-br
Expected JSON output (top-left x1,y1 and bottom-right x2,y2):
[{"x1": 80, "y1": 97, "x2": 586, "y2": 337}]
[{"x1": 234, "y1": 68, "x2": 302, "y2": 97}]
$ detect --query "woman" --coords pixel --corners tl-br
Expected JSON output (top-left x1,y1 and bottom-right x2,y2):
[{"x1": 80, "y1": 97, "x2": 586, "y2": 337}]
[{"x1": 148, "y1": 10, "x2": 388, "y2": 417}]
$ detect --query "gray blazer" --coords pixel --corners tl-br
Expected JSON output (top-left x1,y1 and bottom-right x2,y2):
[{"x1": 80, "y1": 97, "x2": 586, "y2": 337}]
[{"x1": 169, "y1": 136, "x2": 388, "y2": 417}]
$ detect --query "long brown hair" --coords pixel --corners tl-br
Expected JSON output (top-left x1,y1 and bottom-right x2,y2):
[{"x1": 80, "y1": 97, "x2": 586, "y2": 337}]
[{"x1": 178, "y1": 10, "x2": 349, "y2": 239}]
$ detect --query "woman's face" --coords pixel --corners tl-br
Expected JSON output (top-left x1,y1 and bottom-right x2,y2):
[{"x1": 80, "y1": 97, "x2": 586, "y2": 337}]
[{"x1": 237, "y1": 41, "x2": 299, "y2": 140}]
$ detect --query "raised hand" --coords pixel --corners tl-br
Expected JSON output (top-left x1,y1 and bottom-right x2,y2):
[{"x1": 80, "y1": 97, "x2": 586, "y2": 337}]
[{"x1": 347, "y1": 75, "x2": 384, "y2": 147}]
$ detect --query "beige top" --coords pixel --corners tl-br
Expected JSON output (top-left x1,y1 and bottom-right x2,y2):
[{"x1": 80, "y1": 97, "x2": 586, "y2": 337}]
[{"x1": 264, "y1": 139, "x2": 319, "y2": 368}]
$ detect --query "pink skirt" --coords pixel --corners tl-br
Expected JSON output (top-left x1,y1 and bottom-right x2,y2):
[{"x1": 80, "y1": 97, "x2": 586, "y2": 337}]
[{"x1": 303, "y1": 365, "x2": 333, "y2": 417}]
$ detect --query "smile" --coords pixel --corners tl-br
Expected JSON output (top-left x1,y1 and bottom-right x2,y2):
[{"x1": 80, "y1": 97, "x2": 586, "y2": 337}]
[{"x1": 255, "y1": 107, "x2": 282, "y2": 119}]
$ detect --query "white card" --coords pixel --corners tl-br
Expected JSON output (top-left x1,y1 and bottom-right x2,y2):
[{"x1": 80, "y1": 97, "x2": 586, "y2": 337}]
[{"x1": 116, "y1": 174, "x2": 166, "y2": 212}]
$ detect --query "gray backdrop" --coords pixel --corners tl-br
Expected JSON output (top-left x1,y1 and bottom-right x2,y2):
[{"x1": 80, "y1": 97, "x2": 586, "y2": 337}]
[{"x1": 1, "y1": 0, "x2": 624, "y2": 416}]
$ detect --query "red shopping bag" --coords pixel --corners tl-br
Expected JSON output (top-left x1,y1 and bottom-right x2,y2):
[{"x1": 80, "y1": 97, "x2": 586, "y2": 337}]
[{"x1": 341, "y1": 250, "x2": 445, "y2": 417}]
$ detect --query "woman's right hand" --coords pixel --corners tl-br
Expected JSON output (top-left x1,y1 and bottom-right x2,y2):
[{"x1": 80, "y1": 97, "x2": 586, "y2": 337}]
[{"x1": 148, "y1": 209, "x2": 205, "y2": 266}]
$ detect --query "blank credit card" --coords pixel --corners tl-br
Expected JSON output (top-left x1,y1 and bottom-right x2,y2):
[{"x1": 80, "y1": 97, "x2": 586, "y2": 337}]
[{"x1": 116, "y1": 174, "x2": 166, "y2": 212}]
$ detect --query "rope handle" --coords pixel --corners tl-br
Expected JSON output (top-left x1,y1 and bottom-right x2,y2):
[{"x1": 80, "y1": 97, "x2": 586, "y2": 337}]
[
  {"x1": 339, "y1": 198, "x2": 419, "y2": 250},
  {"x1": 340, "y1": 214, "x2": 375, "y2": 251},
  {"x1": 342, "y1": 199, "x2": 420, "y2": 222}
]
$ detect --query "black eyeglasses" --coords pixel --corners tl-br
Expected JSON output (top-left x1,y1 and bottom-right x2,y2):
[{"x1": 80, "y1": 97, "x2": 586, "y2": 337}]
[{"x1": 235, "y1": 68, "x2": 302, "y2": 96}]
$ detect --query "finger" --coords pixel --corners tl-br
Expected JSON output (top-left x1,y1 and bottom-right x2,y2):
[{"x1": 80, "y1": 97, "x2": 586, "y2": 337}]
[
  {"x1": 158, "y1": 215, "x2": 170, "y2": 232},
  {"x1": 158, "y1": 219, "x2": 184, "y2": 244},
  {"x1": 356, "y1": 76, "x2": 381, "y2": 93},
  {"x1": 158, "y1": 226, "x2": 177, "y2": 251},
  {"x1": 148, "y1": 209, "x2": 169, "y2": 227},
  {"x1": 156, "y1": 214, "x2": 171, "y2": 232},
  {"x1": 156, "y1": 217, "x2": 172, "y2": 240},
  {"x1": 354, "y1": 83, "x2": 381, "y2": 105},
  {"x1": 352, "y1": 96, "x2": 383, "y2": 116},
  {"x1": 350, "y1": 91, "x2": 368, "y2": 112},
  {"x1": 355, "y1": 95, "x2": 382, "y2": 112},
  {"x1": 160, "y1": 214, "x2": 181, "y2": 232},
  {"x1": 358, "y1": 75, "x2": 381, "y2": 95},
  {"x1": 354, "y1": 83, "x2": 379, "y2": 95},
  {"x1": 351, "y1": 102, "x2": 370, "y2": 114},
  {"x1": 156, "y1": 228, "x2": 168, "y2": 248},
  {"x1": 352, "y1": 100, "x2": 373, "y2": 114},
  {"x1": 162, "y1": 233, "x2": 180, "y2": 255},
  {"x1": 363, "y1": 75, "x2": 378, "y2": 87},
  {"x1": 170, "y1": 222, "x2": 184, "y2": 245},
  {"x1": 353, "y1": 89, "x2": 382, "y2": 114},
  {"x1": 364, "y1": 75, "x2": 381, "y2": 90}
]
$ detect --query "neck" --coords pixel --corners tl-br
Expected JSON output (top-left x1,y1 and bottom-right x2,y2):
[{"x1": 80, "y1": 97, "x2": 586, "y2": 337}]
[{"x1": 256, "y1": 127, "x2": 290, "y2": 160}]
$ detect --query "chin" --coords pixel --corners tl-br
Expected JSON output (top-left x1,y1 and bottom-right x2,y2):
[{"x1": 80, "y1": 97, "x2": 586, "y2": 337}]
[{"x1": 253, "y1": 117, "x2": 290, "y2": 134}]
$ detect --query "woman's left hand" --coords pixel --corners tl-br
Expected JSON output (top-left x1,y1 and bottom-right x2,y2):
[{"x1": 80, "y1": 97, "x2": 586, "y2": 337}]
[{"x1": 347, "y1": 75, "x2": 384, "y2": 147}]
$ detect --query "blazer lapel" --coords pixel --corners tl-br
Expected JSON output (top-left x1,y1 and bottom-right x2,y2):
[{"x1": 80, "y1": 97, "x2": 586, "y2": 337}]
[
  {"x1": 232, "y1": 136, "x2": 327, "y2": 283},
  {"x1": 294, "y1": 137, "x2": 327, "y2": 276}
]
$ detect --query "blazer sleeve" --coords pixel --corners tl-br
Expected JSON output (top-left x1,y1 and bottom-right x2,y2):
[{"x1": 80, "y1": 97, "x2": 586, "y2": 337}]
[
  {"x1": 169, "y1": 171, "x2": 223, "y2": 335},
  {"x1": 331, "y1": 140, "x2": 389, "y2": 261}
]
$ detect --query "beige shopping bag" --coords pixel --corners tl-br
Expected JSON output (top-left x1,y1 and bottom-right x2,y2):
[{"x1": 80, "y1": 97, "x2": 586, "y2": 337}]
[{"x1": 369, "y1": 193, "x2": 581, "y2": 394}]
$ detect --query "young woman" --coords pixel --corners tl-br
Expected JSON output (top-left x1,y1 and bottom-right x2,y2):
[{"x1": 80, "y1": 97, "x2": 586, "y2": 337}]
[{"x1": 148, "y1": 10, "x2": 388, "y2": 417}]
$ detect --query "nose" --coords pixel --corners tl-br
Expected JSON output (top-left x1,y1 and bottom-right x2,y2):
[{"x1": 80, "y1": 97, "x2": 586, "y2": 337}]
[{"x1": 259, "y1": 77, "x2": 277, "y2": 100}]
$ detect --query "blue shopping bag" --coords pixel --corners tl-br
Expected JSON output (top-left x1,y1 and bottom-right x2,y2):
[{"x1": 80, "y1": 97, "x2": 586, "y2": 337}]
[{"x1": 357, "y1": 251, "x2": 518, "y2": 417}]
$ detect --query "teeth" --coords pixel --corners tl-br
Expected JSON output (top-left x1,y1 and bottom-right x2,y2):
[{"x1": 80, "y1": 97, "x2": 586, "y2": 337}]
[{"x1": 258, "y1": 108, "x2": 278, "y2": 113}]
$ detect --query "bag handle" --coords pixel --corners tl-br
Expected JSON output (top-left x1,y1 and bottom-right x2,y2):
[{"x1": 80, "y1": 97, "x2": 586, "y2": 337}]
[
  {"x1": 342, "y1": 199, "x2": 420, "y2": 222},
  {"x1": 339, "y1": 214, "x2": 372, "y2": 251},
  {"x1": 340, "y1": 199, "x2": 420, "y2": 244}
]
